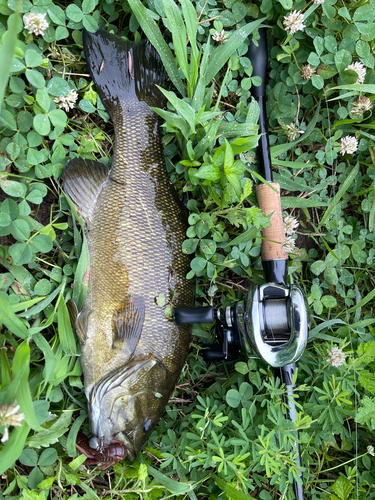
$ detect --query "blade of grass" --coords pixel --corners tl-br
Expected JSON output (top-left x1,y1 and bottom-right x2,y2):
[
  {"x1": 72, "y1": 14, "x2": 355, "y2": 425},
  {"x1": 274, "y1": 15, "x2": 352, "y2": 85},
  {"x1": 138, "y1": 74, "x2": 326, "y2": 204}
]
[
  {"x1": 318, "y1": 162, "x2": 359, "y2": 229},
  {"x1": 0, "y1": 291, "x2": 28, "y2": 339},
  {"x1": 12, "y1": 341, "x2": 44, "y2": 431},
  {"x1": 0, "y1": 6, "x2": 20, "y2": 107},
  {"x1": 33, "y1": 332, "x2": 57, "y2": 384},
  {"x1": 0, "y1": 421, "x2": 31, "y2": 476},
  {"x1": 127, "y1": 0, "x2": 185, "y2": 96},
  {"x1": 57, "y1": 298, "x2": 79, "y2": 356},
  {"x1": 162, "y1": 0, "x2": 189, "y2": 81},
  {"x1": 204, "y1": 18, "x2": 265, "y2": 85}
]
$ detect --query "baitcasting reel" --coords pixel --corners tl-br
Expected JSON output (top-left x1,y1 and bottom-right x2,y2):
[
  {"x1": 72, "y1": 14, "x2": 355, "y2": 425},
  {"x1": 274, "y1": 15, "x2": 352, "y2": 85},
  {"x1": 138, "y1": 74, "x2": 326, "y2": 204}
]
[{"x1": 175, "y1": 282, "x2": 309, "y2": 370}]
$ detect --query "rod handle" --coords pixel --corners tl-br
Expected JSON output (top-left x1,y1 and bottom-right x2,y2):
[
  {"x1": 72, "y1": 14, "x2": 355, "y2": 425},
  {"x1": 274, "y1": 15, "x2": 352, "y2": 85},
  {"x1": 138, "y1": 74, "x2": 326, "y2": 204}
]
[{"x1": 256, "y1": 183, "x2": 288, "y2": 261}]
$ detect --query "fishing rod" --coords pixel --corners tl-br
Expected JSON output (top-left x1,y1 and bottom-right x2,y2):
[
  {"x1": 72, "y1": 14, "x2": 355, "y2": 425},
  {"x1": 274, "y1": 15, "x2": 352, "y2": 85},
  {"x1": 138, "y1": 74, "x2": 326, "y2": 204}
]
[{"x1": 174, "y1": 28, "x2": 309, "y2": 499}]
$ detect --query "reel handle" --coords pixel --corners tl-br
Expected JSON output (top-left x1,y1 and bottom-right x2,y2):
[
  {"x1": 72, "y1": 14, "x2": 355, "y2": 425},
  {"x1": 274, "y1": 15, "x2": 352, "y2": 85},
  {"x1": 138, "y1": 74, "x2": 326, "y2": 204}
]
[{"x1": 174, "y1": 306, "x2": 217, "y2": 325}]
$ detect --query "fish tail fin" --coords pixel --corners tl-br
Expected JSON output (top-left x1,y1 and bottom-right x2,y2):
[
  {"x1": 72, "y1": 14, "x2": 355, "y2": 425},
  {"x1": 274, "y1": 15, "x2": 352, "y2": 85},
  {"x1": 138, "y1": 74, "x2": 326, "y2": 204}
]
[{"x1": 83, "y1": 28, "x2": 169, "y2": 116}]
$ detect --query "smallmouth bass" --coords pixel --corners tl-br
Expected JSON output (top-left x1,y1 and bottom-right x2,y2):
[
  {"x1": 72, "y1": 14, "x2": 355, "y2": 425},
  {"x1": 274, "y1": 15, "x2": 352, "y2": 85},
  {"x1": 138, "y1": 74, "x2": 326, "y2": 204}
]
[{"x1": 62, "y1": 28, "x2": 193, "y2": 461}]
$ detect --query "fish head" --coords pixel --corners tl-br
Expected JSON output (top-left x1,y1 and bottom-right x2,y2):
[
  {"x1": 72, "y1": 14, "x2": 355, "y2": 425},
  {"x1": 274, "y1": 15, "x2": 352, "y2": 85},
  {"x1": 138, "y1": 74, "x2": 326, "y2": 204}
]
[{"x1": 88, "y1": 353, "x2": 170, "y2": 461}]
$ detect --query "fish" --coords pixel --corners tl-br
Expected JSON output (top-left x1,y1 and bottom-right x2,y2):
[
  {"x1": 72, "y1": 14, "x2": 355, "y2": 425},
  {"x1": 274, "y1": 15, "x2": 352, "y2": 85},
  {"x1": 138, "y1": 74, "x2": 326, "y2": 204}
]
[{"x1": 62, "y1": 28, "x2": 193, "y2": 462}]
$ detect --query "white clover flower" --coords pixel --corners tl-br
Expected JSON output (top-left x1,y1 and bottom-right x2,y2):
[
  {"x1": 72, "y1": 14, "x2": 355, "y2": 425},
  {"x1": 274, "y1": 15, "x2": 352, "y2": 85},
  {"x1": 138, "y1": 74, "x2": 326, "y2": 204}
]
[
  {"x1": 0, "y1": 405, "x2": 25, "y2": 443},
  {"x1": 327, "y1": 347, "x2": 345, "y2": 367},
  {"x1": 283, "y1": 10, "x2": 306, "y2": 34},
  {"x1": 282, "y1": 236, "x2": 296, "y2": 253},
  {"x1": 285, "y1": 123, "x2": 304, "y2": 141},
  {"x1": 345, "y1": 61, "x2": 366, "y2": 84},
  {"x1": 340, "y1": 135, "x2": 358, "y2": 155},
  {"x1": 54, "y1": 90, "x2": 79, "y2": 112},
  {"x1": 24, "y1": 12, "x2": 49, "y2": 36},
  {"x1": 301, "y1": 64, "x2": 316, "y2": 80},
  {"x1": 351, "y1": 96, "x2": 373, "y2": 118},
  {"x1": 313, "y1": 0, "x2": 325, "y2": 4},
  {"x1": 284, "y1": 214, "x2": 299, "y2": 235},
  {"x1": 367, "y1": 445, "x2": 375, "y2": 456},
  {"x1": 212, "y1": 29, "x2": 228, "y2": 44}
]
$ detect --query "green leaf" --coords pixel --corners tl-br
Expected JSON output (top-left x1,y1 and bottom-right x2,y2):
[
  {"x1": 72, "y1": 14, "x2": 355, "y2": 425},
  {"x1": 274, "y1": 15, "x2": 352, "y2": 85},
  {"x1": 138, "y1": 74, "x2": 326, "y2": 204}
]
[
  {"x1": 66, "y1": 3, "x2": 83, "y2": 22},
  {"x1": 191, "y1": 257, "x2": 206, "y2": 272},
  {"x1": 194, "y1": 164, "x2": 220, "y2": 181},
  {"x1": 82, "y1": 0, "x2": 98, "y2": 15},
  {"x1": 127, "y1": 0, "x2": 185, "y2": 96},
  {"x1": 321, "y1": 295, "x2": 337, "y2": 308},
  {"x1": 162, "y1": 0, "x2": 189, "y2": 81},
  {"x1": 57, "y1": 299, "x2": 79, "y2": 355},
  {"x1": 38, "y1": 447, "x2": 58, "y2": 466},
  {"x1": 25, "y1": 69, "x2": 45, "y2": 88},
  {"x1": 36, "y1": 87, "x2": 50, "y2": 113},
  {"x1": 213, "y1": 474, "x2": 252, "y2": 499},
  {"x1": 82, "y1": 14, "x2": 99, "y2": 33},
  {"x1": 334, "y1": 49, "x2": 352, "y2": 72},
  {"x1": 158, "y1": 88, "x2": 195, "y2": 132},
  {"x1": 48, "y1": 108, "x2": 67, "y2": 128},
  {"x1": 19, "y1": 448, "x2": 38, "y2": 467},
  {"x1": 146, "y1": 464, "x2": 193, "y2": 494},
  {"x1": 6, "y1": 142, "x2": 20, "y2": 161},
  {"x1": 9, "y1": 242, "x2": 33, "y2": 266},
  {"x1": 182, "y1": 238, "x2": 199, "y2": 254},
  {"x1": 205, "y1": 18, "x2": 265, "y2": 84},
  {"x1": 28, "y1": 234, "x2": 53, "y2": 254},
  {"x1": 0, "y1": 109, "x2": 17, "y2": 130},
  {"x1": 33, "y1": 332, "x2": 57, "y2": 384},
  {"x1": 0, "y1": 179, "x2": 27, "y2": 197},
  {"x1": 319, "y1": 162, "x2": 359, "y2": 228},
  {"x1": 10, "y1": 219, "x2": 30, "y2": 241},
  {"x1": 27, "y1": 408, "x2": 73, "y2": 448},
  {"x1": 46, "y1": 77, "x2": 71, "y2": 97},
  {"x1": 226, "y1": 389, "x2": 240, "y2": 408},
  {"x1": 79, "y1": 98, "x2": 96, "y2": 113},
  {"x1": 0, "y1": 422, "x2": 30, "y2": 476},
  {"x1": 332, "y1": 476, "x2": 354, "y2": 500},
  {"x1": 33, "y1": 114, "x2": 51, "y2": 136},
  {"x1": 24, "y1": 49, "x2": 43, "y2": 68},
  {"x1": 34, "y1": 279, "x2": 51, "y2": 296},
  {"x1": 47, "y1": 4, "x2": 66, "y2": 25},
  {"x1": 0, "y1": 8, "x2": 20, "y2": 105},
  {"x1": 200, "y1": 239, "x2": 216, "y2": 256},
  {"x1": 310, "y1": 260, "x2": 326, "y2": 275},
  {"x1": 12, "y1": 341, "x2": 44, "y2": 431}
]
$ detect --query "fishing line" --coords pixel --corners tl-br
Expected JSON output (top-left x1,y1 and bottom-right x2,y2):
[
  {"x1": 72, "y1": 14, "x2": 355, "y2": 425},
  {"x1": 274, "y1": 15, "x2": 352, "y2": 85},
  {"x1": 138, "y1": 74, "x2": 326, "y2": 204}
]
[{"x1": 323, "y1": 88, "x2": 359, "y2": 499}]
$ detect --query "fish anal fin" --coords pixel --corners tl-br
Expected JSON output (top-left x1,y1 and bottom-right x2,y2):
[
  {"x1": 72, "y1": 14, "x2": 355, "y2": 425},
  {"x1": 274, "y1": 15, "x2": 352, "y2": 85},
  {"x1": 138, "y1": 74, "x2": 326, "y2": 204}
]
[
  {"x1": 76, "y1": 309, "x2": 93, "y2": 344},
  {"x1": 62, "y1": 158, "x2": 108, "y2": 221},
  {"x1": 112, "y1": 295, "x2": 145, "y2": 358}
]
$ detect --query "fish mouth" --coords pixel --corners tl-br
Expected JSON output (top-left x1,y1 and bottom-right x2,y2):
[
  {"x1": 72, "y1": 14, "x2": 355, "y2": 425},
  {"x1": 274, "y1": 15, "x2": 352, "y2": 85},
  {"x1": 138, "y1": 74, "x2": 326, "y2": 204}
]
[{"x1": 115, "y1": 433, "x2": 136, "y2": 462}]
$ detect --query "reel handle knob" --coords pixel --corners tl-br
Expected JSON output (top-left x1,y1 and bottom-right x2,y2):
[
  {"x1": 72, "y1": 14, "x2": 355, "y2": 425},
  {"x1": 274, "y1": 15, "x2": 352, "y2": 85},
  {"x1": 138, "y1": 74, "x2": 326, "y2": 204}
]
[
  {"x1": 174, "y1": 306, "x2": 216, "y2": 325},
  {"x1": 203, "y1": 344, "x2": 227, "y2": 362}
]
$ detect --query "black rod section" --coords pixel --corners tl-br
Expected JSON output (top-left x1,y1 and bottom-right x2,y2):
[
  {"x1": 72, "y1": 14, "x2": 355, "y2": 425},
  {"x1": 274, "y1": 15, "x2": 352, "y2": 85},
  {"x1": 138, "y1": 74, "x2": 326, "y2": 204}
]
[{"x1": 248, "y1": 28, "x2": 273, "y2": 183}]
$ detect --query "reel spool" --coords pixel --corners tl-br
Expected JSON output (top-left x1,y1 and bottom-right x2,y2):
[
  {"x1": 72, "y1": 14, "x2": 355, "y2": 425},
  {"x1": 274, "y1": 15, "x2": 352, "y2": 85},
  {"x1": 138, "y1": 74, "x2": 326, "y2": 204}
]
[{"x1": 174, "y1": 283, "x2": 310, "y2": 368}]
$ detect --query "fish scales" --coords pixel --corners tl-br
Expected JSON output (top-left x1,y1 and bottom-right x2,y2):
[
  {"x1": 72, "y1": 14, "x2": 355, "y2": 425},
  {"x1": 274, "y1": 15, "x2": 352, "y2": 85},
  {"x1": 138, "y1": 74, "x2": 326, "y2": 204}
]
[{"x1": 62, "y1": 29, "x2": 193, "y2": 461}]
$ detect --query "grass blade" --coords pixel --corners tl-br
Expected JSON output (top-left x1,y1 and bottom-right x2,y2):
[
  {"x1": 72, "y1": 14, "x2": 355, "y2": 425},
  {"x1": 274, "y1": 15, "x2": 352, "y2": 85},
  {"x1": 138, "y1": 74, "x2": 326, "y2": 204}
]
[
  {"x1": 0, "y1": 422, "x2": 30, "y2": 476},
  {"x1": 318, "y1": 162, "x2": 359, "y2": 228},
  {"x1": 0, "y1": 291, "x2": 28, "y2": 339},
  {"x1": 127, "y1": 0, "x2": 185, "y2": 96},
  {"x1": 204, "y1": 18, "x2": 265, "y2": 85},
  {"x1": 0, "y1": 7, "x2": 20, "y2": 106},
  {"x1": 162, "y1": 0, "x2": 188, "y2": 80},
  {"x1": 57, "y1": 298, "x2": 79, "y2": 356},
  {"x1": 33, "y1": 332, "x2": 57, "y2": 384},
  {"x1": 12, "y1": 341, "x2": 44, "y2": 431}
]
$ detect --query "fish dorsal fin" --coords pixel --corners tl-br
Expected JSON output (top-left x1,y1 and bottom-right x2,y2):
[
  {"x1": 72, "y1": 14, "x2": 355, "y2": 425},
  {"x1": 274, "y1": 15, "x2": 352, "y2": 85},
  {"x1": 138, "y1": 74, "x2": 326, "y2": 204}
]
[
  {"x1": 76, "y1": 309, "x2": 93, "y2": 344},
  {"x1": 62, "y1": 158, "x2": 108, "y2": 221},
  {"x1": 112, "y1": 295, "x2": 145, "y2": 358}
]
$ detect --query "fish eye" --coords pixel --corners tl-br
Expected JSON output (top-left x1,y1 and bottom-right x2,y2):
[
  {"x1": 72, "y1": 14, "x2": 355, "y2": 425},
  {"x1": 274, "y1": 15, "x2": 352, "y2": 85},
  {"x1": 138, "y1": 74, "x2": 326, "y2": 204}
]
[
  {"x1": 143, "y1": 419, "x2": 152, "y2": 433},
  {"x1": 89, "y1": 436, "x2": 100, "y2": 450}
]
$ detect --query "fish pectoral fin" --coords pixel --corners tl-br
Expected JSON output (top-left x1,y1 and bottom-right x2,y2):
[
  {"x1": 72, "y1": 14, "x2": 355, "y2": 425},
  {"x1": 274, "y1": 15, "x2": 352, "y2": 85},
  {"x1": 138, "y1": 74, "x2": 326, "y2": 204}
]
[
  {"x1": 62, "y1": 158, "x2": 109, "y2": 221},
  {"x1": 76, "y1": 309, "x2": 93, "y2": 344},
  {"x1": 112, "y1": 295, "x2": 145, "y2": 358}
]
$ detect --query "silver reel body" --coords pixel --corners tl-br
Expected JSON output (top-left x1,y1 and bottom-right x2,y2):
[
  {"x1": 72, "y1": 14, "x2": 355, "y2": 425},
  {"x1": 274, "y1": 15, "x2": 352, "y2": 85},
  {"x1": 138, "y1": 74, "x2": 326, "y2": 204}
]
[{"x1": 233, "y1": 283, "x2": 310, "y2": 368}]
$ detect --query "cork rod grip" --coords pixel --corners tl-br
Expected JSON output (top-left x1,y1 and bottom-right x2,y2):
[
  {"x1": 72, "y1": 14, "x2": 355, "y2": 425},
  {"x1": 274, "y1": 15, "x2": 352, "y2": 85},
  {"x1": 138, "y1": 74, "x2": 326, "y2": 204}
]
[{"x1": 256, "y1": 183, "x2": 288, "y2": 261}]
